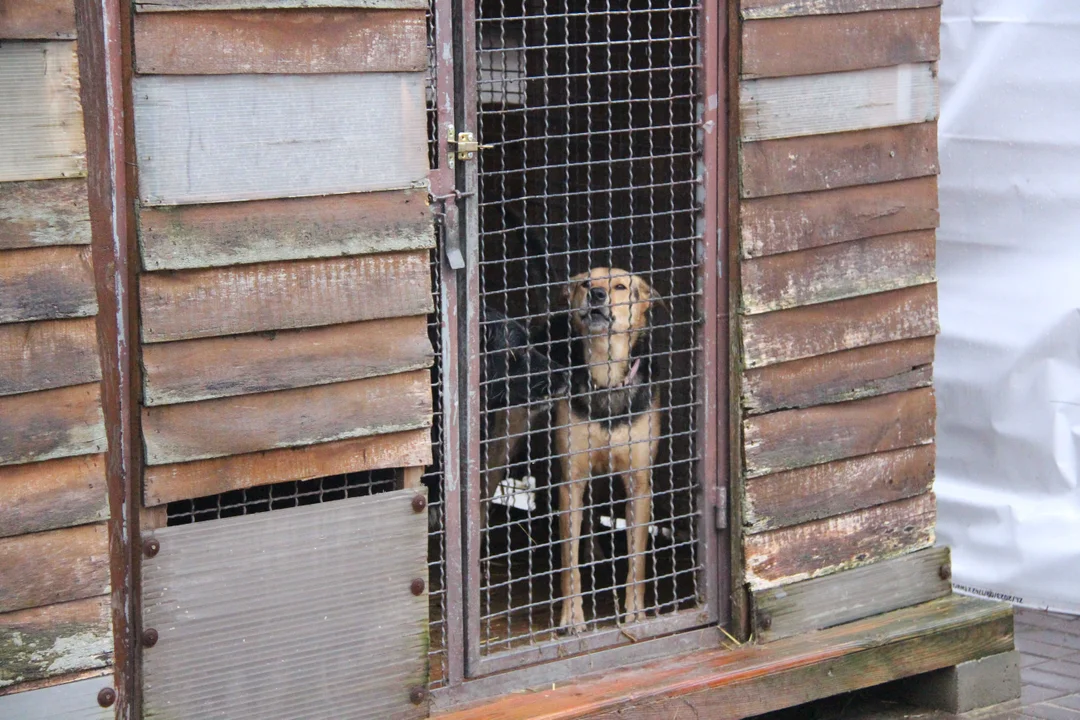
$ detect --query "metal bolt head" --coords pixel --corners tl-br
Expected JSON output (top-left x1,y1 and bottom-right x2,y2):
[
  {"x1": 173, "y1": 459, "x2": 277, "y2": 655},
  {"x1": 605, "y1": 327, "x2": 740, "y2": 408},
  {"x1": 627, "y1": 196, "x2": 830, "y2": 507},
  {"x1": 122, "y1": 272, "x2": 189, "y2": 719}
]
[
  {"x1": 97, "y1": 687, "x2": 117, "y2": 708},
  {"x1": 409, "y1": 686, "x2": 427, "y2": 705},
  {"x1": 142, "y1": 627, "x2": 159, "y2": 648},
  {"x1": 411, "y1": 494, "x2": 427, "y2": 513},
  {"x1": 939, "y1": 564, "x2": 953, "y2": 581},
  {"x1": 143, "y1": 538, "x2": 160, "y2": 558},
  {"x1": 410, "y1": 578, "x2": 426, "y2": 596},
  {"x1": 758, "y1": 614, "x2": 772, "y2": 632}
]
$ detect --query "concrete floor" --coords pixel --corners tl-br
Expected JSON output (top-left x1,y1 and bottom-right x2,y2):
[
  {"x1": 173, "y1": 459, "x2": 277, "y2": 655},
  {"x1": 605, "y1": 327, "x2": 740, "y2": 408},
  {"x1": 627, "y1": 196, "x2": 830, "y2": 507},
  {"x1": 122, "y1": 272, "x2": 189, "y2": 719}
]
[{"x1": 749, "y1": 606, "x2": 1080, "y2": 720}]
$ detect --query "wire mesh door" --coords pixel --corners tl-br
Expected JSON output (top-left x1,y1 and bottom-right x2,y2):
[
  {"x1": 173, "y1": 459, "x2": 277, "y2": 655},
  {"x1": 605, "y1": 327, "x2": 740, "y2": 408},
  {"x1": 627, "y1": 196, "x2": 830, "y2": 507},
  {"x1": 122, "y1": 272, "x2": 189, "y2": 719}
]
[{"x1": 453, "y1": 0, "x2": 726, "y2": 678}]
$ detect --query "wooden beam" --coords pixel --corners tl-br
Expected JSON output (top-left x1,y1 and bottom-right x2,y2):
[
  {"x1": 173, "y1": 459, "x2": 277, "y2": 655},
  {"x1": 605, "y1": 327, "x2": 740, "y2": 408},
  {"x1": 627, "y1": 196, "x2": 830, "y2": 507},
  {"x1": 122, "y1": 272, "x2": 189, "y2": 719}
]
[
  {"x1": 0, "y1": 0, "x2": 77, "y2": 39},
  {"x1": 742, "y1": 0, "x2": 940, "y2": 20},
  {"x1": 0, "y1": 596, "x2": 112, "y2": 689},
  {"x1": 135, "y1": 0, "x2": 427, "y2": 10},
  {"x1": 0, "y1": 524, "x2": 110, "y2": 613},
  {"x1": 0, "y1": 317, "x2": 102, "y2": 397},
  {"x1": 0, "y1": 454, "x2": 108, "y2": 538},
  {"x1": 0, "y1": 246, "x2": 97, "y2": 324},
  {"x1": 0, "y1": 179, "x2": 91, "y2": 250},
  {"x1": 0, "y1": 383, "x2": 106, "y2": 466}
]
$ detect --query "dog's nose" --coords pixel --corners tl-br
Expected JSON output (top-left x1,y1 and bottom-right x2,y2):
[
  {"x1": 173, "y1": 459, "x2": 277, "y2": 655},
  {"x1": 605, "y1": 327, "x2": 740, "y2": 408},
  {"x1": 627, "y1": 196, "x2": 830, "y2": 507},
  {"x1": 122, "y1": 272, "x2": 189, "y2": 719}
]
[{"x1": 588, "y1": 287, "x2": 607, "y2": 305}]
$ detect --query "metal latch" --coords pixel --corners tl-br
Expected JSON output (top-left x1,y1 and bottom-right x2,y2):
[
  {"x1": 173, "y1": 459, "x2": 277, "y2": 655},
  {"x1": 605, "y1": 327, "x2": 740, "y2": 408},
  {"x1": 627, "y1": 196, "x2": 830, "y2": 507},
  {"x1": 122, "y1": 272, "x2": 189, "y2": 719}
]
[{"x1": 451, "y1": 132, "x2": 492, "y2": 160}]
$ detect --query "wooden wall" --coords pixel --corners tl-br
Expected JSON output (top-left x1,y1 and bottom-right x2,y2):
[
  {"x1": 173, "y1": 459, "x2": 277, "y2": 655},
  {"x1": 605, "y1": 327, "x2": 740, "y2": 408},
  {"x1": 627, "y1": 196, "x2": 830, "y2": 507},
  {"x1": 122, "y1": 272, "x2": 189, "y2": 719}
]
[
  {"x1": 128, "y1": 0, "x2": 436, "y2": 507},
  {"x1": 0, "y1": 0, "x2": 114, "y2": 698},
  {"x1": 733, "y1": 0, "x2": 947, "y2": 641}
]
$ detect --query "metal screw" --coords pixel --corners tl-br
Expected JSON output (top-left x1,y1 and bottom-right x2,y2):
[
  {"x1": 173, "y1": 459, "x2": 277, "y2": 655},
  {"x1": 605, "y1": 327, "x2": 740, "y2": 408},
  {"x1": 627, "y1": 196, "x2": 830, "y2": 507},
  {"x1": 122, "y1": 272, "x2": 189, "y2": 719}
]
[
  {"x1": 97, "y1": 687, "x2": 116, "y2": 708},
  {"x1": 939, "y1": 564, "x2": 952, "y2": 581},
  {"x1": 409, "y1": 686, "x2": 427, "y2": 705},
  {"x1": 142, "y1": 628, "x2": 159, "y2": 648},
  {"x1": 143, "y1": 538, "x2": 160, "y2": 558},
  {"x1": 411, "y1": 494, "x2": 427, "y2": 513},
  {"x1": 758, "y1": 613, "x2": 772, "y2": 632},
  {"x1": 410, "y1": 578, "x2": 425, "y2": 596}
]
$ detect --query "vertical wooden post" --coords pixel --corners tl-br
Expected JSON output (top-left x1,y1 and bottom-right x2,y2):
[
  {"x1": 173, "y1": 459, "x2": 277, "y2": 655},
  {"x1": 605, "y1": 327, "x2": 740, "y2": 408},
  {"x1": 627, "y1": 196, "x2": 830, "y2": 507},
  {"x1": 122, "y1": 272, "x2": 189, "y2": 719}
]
[{"x1": 396, "y1": 465, "x2": 425, "y2": 490}]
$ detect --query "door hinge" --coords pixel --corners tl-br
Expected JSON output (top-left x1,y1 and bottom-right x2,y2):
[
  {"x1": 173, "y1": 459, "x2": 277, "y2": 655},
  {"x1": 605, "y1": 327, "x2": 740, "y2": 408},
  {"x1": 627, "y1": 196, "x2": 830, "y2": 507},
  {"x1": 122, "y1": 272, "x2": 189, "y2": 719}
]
[
  {"x1": 715, "y1": 486, "x2": 728, "y2": 531},
  {"x1": 450, "y1": 131, "x2": 492, "y2": 160}
]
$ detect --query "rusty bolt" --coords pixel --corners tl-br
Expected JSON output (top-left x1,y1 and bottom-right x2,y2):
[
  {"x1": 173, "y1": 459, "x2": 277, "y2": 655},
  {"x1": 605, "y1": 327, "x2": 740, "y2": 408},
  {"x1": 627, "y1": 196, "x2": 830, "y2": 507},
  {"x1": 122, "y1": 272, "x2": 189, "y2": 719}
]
[
  {"x1": 142, "y1": 627, "x2": 159, "y2": 648},
  {"x1": 143, "y1": 538, "x2": 160, "y2": 558},
  {"x1": 97, "y1": 687, "x2": 117, "y2": 708},
  {"x1": 758, "y1": 613, "x2": 772, "y2": 632},
  {"x1": 410, "y1": 578, "x2": 426, "y2": 596},
  {"x1": 411, "y1": 494, "x2": 427, "y2": 513},
  {"x1": 409, "y1": 686, "x2": 427, "y2": 705},
  {"x1": 939, "y1": 564, "x2": 952, "y2": 581}
]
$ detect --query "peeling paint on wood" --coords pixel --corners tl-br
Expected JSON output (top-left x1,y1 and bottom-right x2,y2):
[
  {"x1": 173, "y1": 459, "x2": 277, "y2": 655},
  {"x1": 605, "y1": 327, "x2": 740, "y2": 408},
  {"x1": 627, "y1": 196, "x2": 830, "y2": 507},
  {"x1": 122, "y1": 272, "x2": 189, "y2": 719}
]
[
  {"x1": 744, "y1": 493, "x2": 936, "y2": 589},
  {"x1": 0, "y1": 525, "x2": 109, "y2": 613},
  {"x1": 742, "y1": 230, "x2": 936, "y2": 314},
  {"x1": 744, "y1": 444, "x2": 936, "y2": 532},
  {"x1": 136, "y1": 0, "x2": 427, "y2": 10},
  {"x1": 743, "y1": 387, "x2": 935, "y2": 478},
  {"x1": 0, "y1": 454, "x2": 108, "y2": 538},
  {"x1": 740, "y1": 122, "x2": 939, "y2": 198},
  {"x1": 742, "y1": 0, "x2": 941, "y2": 20},
  {"x1": 142, "y1": 316, "x2": 433, "y2": 405},
  {"x1": 144, "y1": 428, "x2": 431, "y2": 506},
  {"x1": 0, "y1": 0, "x2": 77, "y2": 39},
  {"x1": 0, "y1": 179, "x2": 91, "y2": 249},
  {"x1": 741, "y1": 283, "x2": 938, "y2": 368},
  {"x1": 0, "y1": 246, "x2": 97, "y2": 324},
  {"x1": 142, "y1": 370, "x2": 432, "y2": 465},
  {"x1": 741, "y1": 176, "x2": 938, "y2": 258},
  {"x1": 139, "y1": 250, "x2": 433, "y2": 342},
  {"x1": 0, "y1": 383, "x2": 106, "y2": 466},
  {"x1": 0, "y1": 318, "x2": 102, "y2": 397},
  {"x1": 0, "y1": 41, "x2": 85, "y2": 182},
  {"x1": 743, "y1": 336, "x2": 935, "y2": 414},
  {"x1": 134, "y1": 9, "x2": 428, "y2": 74},
  {"x1": 0, "y1": 596, "x2": 111, "y2": 690},
  {"x1": 0, "y1": 674, "x2": 114, "y2": 718},
  {"x1": 137, "y1": 189, "x2": 433, "y2": 271}
]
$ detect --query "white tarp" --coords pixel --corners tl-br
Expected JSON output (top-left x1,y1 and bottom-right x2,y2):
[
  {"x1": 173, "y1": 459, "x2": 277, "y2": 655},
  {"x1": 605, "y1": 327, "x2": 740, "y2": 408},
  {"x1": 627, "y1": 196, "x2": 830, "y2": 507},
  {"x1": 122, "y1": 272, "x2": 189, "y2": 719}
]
[{"x1": 936, "y1": 0, "x2": 1080, "y2": 613}]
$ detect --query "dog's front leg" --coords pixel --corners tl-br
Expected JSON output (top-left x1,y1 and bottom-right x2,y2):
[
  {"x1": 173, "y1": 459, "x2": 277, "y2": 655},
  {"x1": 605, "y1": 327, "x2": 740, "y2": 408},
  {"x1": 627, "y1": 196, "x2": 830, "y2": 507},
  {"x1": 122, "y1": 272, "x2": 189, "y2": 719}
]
[
  {"x1": 557, "y1": 465, "x2": 588, "y2": 633},
  {"x1": 622, "y1": 470, "x2": 651, "y2": 624}
]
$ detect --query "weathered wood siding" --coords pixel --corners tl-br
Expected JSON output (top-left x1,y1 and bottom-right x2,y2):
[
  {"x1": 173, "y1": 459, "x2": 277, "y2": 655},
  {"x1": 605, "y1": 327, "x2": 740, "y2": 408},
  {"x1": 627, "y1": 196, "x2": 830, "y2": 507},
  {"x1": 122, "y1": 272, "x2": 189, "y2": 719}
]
[
  {"x1": 130, "y1": 1, "x2": 435, "y2": 506},
  {"x1": 734, "y1": 0, "x2": 942, "y2": 632},
  {"x1": 0, "y1": 0, "x2": 113, "y2": 699}
]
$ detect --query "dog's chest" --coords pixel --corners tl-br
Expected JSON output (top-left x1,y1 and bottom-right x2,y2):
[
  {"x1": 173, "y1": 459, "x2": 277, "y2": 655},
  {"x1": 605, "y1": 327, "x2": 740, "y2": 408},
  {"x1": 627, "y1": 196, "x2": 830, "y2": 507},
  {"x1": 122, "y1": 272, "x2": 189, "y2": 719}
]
[{"x1": 569, "y1": 372, "x2": 651, "y2": 426}]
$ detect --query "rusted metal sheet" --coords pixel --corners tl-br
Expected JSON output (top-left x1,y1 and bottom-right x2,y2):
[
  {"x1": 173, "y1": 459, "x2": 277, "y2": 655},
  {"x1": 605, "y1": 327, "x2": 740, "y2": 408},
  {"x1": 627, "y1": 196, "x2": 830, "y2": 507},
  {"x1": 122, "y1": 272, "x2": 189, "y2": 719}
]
[
  {"x1": 144, "y1": 428, "x2": 431, "y2": 506},
  {"x1": 744, "y1": 444, "x2": 936, "y2": 532},
  {"x1": 743, "y1": 8, "x2": 939, "y2": 79},
  {"x1": 744, "y1": 493, "x2": 936, "y2": 589},
  {"x1": 0, "y1": 246, "x2": 97, "y2": 324},
  {"x1": 743, "y1": 336, "x2": 934, "y2": 415},
  {"x1": 139, "y1": 250, "x2": 433, "y2": 342},
  {"x1": 0, "y1": 383, "x2": 106, "y2": 466},
  {"x1": 742, "y1": 283, "x2": 939, "y2": 368},
  {"x1": 752, "y1": 546, "x2": 951, "y2": 642},
  {"x1": 0, "y1": 674, "x2": 114, "y2": 718},
  {"x1": 142, "y1": 492, "x2": 428, "y2": 720},
  {"x1": 742, "y1": 229, "x2": 936, "y2": 314},
  {"x1": 137, "y1": 189, "x2": 432, "y2": 271},
  {"x1": 132, "y1": 73, "x2": 428, "y2": 205},
  {"x1": 142, "y1": 316, "x2": 433, "y2": 405},
  {"x1": 0, "y1": 524, "x2": 109, "y2": 613},
  {"x1": 741, "y1": 176, "x2": 938, "y2": 258},
  {"x1": 142, "y1": 369, "x2": 432, "y2": 465},
  {"x1": 0, "y1": 41, "x2": 85, "y2": 182},
  {"x1": 0, "y1": 454, "x2": 108, "y2": 538},
  {"x1": 134, "y1": 9, "x2": 427, "y2": 74},
  {"x1": 741, "y1": 0, "x2": 941, "y2": 20},
  {"x1": 0, "y1": 318, "x2": 102, "y2": 397},
  {"x1": 0, "y1": 0, "x2": 77, "y2": 39},
  {"x1": 0, "y1": 597, "x2": 112, "y2": 690},
  {"x1": 741, "y1": 122, "x2": 939, "y2": 198},
  {"x1": 741, "y1": 63, "x2": 938, "y2": 142},
  {"x1": 136, "y1": 0, "x2": 427, "y2": 10},
  {"x1": 0, "y1": 179, "x2": 91, "y2": 249},
  {"x1": 743, "y1": 386, "x2": 935, "y2": 478}
]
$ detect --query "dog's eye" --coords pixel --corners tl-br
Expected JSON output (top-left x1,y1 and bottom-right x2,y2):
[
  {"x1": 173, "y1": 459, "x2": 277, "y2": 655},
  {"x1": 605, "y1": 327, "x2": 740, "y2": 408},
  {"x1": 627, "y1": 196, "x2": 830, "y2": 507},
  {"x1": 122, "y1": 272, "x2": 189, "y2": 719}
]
[
  {"x1": 614, "y1": 283, "x2": 627, "y2": 291},
  {"x1": 580, "y1": 281, "x2": 590, "y2": 289}
]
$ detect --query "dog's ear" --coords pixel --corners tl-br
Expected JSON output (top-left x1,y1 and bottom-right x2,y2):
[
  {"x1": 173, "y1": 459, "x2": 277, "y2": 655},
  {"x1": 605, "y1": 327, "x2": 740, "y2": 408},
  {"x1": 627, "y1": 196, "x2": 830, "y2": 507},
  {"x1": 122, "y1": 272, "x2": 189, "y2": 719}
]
[{"x1": 635, "y1": 276, "x2": 667, "y2": 313}]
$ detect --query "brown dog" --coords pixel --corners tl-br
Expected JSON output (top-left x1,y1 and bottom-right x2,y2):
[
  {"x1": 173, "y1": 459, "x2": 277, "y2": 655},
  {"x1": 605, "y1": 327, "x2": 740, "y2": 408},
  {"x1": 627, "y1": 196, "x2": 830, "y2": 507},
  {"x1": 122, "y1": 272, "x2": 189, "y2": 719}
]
[{"x1": 554, "y1": 267, "x2": 662, "y2": 632}]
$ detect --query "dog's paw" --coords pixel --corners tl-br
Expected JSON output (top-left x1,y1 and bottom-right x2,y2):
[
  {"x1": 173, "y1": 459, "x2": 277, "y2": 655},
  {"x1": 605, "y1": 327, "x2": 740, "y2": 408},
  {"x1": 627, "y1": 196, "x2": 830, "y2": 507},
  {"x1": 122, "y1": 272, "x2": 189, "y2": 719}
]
[
  {"x1": 557, "y1": 600, "x2": 587, "y2": 635},
  {"x1": 622, "y1": 610, "x2": 648, "y2": 625}
]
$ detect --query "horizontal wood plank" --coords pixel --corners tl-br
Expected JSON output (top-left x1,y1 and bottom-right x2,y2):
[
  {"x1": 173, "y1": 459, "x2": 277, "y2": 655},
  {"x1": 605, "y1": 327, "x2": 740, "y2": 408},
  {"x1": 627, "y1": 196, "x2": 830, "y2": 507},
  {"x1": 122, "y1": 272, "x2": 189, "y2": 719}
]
[
  {"x1": 0, "y1": 318, "x2": 101, "y2": 397},
  {"x1": 741, "y1": 176, "x2": 938, "y2": 258},
  {"x1": 136, "y1": 0, "x2": 427, "y2": 10},
  {"x1": 752, "y1": 546, "x2": 951, "y2": 642},
  {"x1": 0, "y1": 674, "x2": 116, "y2": 716},
  {"x1": 0, "y1": 246, "x2": 97, "y2": 324},
  {"x1": 742, "y1": 0, "x2": 940, "y2": 19},
  {"x1": 145, "y1": 428, "x2": 431, "y2": 506},
  {"x1": 142, "y1": 316, "x2": 433, "y2": 405},
  {"x1": 742, "y1": 283, "x2": 938, "y2": 368},
  {"x1": 744, "y1": 493, "x2": 936, "y2": 589},
  {"x1": 0, "y1": 524, "x2": 109, "y2": 613},
  {"x1": 741, "y1": 122, "x2": 939, "y2": 198},
  {"x1": 0, "y1": 383, "x2": 106, "y2": 466},
  {"x1": 742, "y1": 230, "x2": 936, "y2": 314},
  {"x1": 743, "y1": 336, "x2": 934, "y2": 414},
  {"x1": 744, "y1": 444, "x2": 936, "y2": 532},
  {"x1": 0, "y1": 41, "x2": 85, "y2": 182},
  {"x1": 142, "y1": 370, "x2": 432, "y2": 465},
  {"x1": 135, "y1": 9, "x2": 426, "y2": 75},
  {"x1": 0, "y1": 454, "x2": 108, "y2": 538},
  {"x1": 744, "y1": 387, "x2": 935, "y2": 478},
  {"x1": 138, "y1": 189, "x2": 432, "y2": 271},
  {"x1": 741, "y1": 63, "x2": 938, "y2": 142},
  {"x1": 743, "y1": 8, "x2": 939, "y2": 78},
  {"x1": 0, "y1": 596, "x2": 112, "y2": 689},
  {"x1": 0, "y1": 0, "x2": 77, "y2": 39},
  {"x1": 133, "y1": 73, "x2": 428, "y2": 205},
  {"x1": 139, "y1": 251, "x2": 432, "y2": 343},
  {"x1": 0, "y1": 179, "x2": 91, "y2": 250}
]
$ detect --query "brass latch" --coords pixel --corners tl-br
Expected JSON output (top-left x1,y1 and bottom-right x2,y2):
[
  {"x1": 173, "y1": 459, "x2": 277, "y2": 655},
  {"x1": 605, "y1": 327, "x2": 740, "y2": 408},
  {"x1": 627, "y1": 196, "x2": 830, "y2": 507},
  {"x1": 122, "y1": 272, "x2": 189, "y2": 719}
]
[{"x1": 452, "y1": 131, "x2": 492, "y2": 160}]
